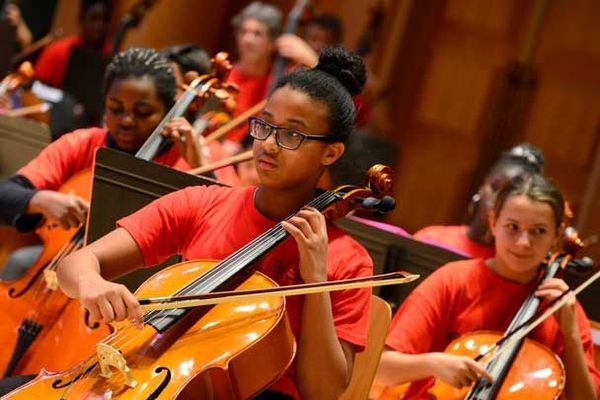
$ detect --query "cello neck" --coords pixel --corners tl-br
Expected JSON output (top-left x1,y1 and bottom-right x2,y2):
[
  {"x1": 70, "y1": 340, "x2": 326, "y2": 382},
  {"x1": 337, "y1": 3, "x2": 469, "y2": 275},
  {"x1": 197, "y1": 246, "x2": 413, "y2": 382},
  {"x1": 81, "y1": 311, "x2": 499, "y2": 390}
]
[
  {"x1": 466, "y1": 256, "x2": 564, "y2": 399},
  {"x1": 267, "y1": 0, "x2": 310, "y2": 94},
  {"x1": 135, "y1": 78, "x2": 204, "y2": 161}
]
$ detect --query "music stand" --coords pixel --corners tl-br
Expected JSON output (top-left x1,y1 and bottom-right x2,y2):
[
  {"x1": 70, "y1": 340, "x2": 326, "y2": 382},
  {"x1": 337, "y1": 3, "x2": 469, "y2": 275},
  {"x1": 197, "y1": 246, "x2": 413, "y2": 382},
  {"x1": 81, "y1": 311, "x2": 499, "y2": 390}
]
[
  {"x1": 0, "y1": 115, "x2": 50, "y2": 179},
  {"x1": 335, "y1": 217, "x2": 466, "y2": 310},
  {"x1": 87, "y1": 148, "x2": 223, "y2": 290},
  {"x1": 62, "y1": 47, "x2": 110, "y2": 125}
]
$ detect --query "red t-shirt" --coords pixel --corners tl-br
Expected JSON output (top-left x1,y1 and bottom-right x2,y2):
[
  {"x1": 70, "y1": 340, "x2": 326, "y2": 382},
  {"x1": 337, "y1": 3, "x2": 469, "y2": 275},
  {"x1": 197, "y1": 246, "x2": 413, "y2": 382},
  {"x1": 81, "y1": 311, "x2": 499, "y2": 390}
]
[
  {"x1": 413, "y1": 225, "x2": 494, "y2": 259},
  {"x1": 225, "y1": 65, "x2": 271, "y2": 143},
  {"x1": 386, "y1": 258, "x2": 600, "y2": 399},
  {"x1": 34, "y1": 35, "x2": 111, "y2": 88},
  {"x1": 117, "y1": 185, "x2": 373, "y2": 398},
  {"x1": 17, "y1": 127, "x2": 190, "y2": 190}
]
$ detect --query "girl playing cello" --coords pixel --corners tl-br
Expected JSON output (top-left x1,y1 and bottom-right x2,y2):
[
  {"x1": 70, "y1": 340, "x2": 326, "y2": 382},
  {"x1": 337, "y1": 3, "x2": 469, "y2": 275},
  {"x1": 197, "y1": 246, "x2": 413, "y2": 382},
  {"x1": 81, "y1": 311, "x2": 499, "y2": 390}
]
[
  {"x1": 374, "y1": 174, "x2": 600, "y2": 399},
  {"x1": 0, "y1": 47, "x2": 203, "y2": 279},
  {"x1": 51, "y1": 47, "x2": 372, "y2": 400}
]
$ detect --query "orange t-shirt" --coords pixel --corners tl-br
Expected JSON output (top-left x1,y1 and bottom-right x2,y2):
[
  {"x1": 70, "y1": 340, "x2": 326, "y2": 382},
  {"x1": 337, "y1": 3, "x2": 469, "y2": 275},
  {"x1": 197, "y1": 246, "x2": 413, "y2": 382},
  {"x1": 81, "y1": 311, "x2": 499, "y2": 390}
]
[
  {"x1": 17, "y1": 127, "x2": 190, "y2": 190},
  {"x1": 117, "y1": 185, "x2": 373, "y2": 399},
  {"x1": 413, "y1": 225, "x2": 494, "y2": 259},
  {"x1": 386, "y1": 258, "x2": 600, "y2": 399}
]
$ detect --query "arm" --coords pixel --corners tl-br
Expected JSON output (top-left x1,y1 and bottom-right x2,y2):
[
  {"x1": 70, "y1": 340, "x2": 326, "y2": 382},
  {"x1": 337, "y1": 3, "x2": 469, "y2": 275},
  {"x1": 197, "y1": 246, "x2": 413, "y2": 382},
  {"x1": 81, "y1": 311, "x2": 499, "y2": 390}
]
[
  {"x1": 282, "y1": 208, "x2": 353, "y2": 399},
  {"x1": 536, "y1": 279, "x2": 598, "y2": 399},
  {"x1": 5, "y1": 4, "x2": 32, "y2": 50},
  {"x1": 57, "y1": 228, "x2": 144, "y2": 326},
  {"x1": 376, "y1": 350, "x2": 492, "y2": 389}
]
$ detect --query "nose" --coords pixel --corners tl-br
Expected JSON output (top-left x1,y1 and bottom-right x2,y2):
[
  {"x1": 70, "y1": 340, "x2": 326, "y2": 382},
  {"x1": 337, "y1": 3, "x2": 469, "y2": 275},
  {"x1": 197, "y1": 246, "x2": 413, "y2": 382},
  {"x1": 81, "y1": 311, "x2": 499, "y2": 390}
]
[
  {"x1": 119, "y1": 113, "x2": 135, "y2": 128},
  {"x1": 262, "y1": 130, "x2": 279, "y2": 153},
  {"x1": 515, "y1": 231, "x2": 532, "y2": 248}
]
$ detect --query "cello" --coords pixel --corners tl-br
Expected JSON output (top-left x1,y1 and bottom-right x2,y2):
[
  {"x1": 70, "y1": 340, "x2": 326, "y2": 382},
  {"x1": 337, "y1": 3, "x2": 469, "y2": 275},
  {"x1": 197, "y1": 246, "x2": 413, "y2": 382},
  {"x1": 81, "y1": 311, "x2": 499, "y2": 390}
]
[
  {"x1": 3, "y1": 165, "x2": 397, "y2": 400},
  {"x1": 378, "y1": 227, "x2": 592, "y2": 400},
  {"x1": 0, "y1": 53, "x2": 236, "y2": 377}
]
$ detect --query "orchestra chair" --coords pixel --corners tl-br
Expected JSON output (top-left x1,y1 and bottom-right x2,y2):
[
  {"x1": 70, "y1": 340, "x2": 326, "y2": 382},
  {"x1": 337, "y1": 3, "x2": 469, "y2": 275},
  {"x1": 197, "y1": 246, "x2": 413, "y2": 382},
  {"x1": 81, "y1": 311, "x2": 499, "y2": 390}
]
[{"x1": 341, "y1": 295, "x2": 392, "y2": 400}]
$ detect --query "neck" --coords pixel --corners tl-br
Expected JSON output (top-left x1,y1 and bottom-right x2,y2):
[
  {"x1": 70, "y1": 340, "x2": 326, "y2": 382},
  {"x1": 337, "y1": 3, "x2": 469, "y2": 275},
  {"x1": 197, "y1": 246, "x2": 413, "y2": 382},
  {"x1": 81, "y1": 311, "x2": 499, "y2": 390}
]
[
  {"x1": 254, "y1": 185, "x2": 316, "y2": 221},
  {"x1": 237, "y1": 56, "x2": 271, "y2": 77},
  {"x1": 486, "y1": 258, "x2": 538, "y2": 284}
]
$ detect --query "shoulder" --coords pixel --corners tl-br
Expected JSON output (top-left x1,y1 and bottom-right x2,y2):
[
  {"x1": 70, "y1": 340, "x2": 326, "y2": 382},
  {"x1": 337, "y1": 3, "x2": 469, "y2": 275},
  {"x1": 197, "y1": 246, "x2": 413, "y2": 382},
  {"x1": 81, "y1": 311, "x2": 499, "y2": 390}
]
[
  {"x1": 167, "y1": 184, "x2": 244, "y2": 208},
  {"x1": 39, "y1": 35, "x2": 81, "y2": 58},
  {"x1": 414, "y1": 224, "x2": 467, "y2": 240},
  {"x1": 418, "y1": 258, "x2": 483, "y2": 291},
  {"x1": 56, "y1": 127, "x2": 108, "y2": 148}
]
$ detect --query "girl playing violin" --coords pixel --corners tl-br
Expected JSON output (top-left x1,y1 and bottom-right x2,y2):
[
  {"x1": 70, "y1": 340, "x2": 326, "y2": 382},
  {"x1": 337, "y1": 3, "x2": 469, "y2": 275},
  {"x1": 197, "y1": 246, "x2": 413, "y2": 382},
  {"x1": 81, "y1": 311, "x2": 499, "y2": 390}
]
[
  {"x1": 0, "y1": 47, "x2": 203, "y2": 279},
  {"x1": 54, "y1": 48, "x2": 372, "y2": 400},
  {"x1": 375, "y1": 174, "x2": 600, "y2": 399}
]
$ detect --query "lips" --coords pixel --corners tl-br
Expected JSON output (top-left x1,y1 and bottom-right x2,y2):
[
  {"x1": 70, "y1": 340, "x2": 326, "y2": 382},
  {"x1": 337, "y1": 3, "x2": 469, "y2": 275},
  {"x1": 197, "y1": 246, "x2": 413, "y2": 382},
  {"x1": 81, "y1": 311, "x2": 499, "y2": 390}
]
[{"x1": 256, "y1": 157, "x2": 277, "y2": 170}]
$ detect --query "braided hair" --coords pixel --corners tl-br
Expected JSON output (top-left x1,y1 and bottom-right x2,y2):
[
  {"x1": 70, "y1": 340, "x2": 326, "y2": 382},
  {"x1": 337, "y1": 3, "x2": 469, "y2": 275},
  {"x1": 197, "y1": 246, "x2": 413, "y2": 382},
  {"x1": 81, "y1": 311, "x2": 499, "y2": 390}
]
[
  {"x1": 275, "y1": 47, "x2": 367, "y2": 142},
  {"x1": 103, "y1": 48, "x2": 176, "y2": 110}
]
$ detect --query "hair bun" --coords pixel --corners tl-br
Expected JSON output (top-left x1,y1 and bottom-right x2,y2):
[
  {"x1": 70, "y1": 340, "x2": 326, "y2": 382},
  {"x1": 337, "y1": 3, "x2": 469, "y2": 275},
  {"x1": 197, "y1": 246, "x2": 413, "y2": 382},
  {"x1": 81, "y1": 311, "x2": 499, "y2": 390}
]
[
  {"x1": 506, "y1": 143, "x2": 544, "y2": 172},
  {"x1": 314, "y1": 47, "x2": 366, "y2": 96}
]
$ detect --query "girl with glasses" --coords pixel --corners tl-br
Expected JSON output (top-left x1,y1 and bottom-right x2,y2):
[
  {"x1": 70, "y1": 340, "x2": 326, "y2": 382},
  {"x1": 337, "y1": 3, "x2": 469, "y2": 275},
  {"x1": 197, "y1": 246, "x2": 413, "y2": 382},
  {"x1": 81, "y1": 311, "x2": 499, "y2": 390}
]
[{"x1": 48, "y1": 48, "x2": 372, "y2": 400}]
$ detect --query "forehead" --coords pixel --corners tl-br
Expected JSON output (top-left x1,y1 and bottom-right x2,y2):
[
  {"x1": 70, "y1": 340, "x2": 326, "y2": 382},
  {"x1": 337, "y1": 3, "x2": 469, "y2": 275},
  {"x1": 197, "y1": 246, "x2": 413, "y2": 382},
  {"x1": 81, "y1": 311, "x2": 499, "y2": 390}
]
[
  {"x1": 498, "y1": 194, "x2": 555, "y2": 225},
  {"x1": 264, "y1": 86, "x2": 329, "y2": 128},
  {"x1": 239, "y1": 18, "x2": 269, "y2": 33},
  {"x1": 106, "y1": 76, "x2": 160, "y2": 103}
]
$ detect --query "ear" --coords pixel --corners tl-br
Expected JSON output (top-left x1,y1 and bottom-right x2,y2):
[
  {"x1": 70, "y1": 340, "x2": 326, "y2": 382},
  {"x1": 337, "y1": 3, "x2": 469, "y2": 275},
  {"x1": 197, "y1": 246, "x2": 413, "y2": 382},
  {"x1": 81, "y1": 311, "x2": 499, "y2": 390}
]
[
  {"x1": 321, "y1": 142, "x2": 345, "y2": 166},
  {"x1": 487, "y1": 211, "x2": 498, "y2": 239},
  {"x1": 552, "y1": 222, "x2": 565, "y2": 247}
]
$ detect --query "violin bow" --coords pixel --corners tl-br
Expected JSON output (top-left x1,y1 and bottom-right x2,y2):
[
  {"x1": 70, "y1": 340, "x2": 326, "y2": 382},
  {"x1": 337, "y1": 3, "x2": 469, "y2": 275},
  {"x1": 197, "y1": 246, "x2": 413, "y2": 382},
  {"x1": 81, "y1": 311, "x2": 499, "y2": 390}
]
[
  {"x1": 187, "y1": 149, "x2": 253, "y2": 176},
  {"x1": 477, "y1": 265, "x2": 600, "y2": 364},
  {"x1": 138, "y1": 271, "x2": 418, "y2": 312}
]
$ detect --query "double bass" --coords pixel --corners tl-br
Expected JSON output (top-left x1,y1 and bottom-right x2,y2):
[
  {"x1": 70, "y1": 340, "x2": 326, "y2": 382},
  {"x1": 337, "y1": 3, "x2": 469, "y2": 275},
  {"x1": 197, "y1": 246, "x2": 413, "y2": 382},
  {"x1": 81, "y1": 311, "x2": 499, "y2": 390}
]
[
  {"x1": 0, "y1": 54, "x2": 236, "y2": 377},
  {"x1": 3, "y1": 165, "x2": 397, "y2": 399}
]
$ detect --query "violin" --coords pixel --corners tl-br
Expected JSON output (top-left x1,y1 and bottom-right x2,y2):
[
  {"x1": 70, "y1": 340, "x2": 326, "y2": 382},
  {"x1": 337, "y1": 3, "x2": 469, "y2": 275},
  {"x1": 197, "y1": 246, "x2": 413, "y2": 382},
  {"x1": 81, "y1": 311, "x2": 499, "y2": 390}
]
[
  {"x1": 0, "y1": 54, "x2": 235, "y2": 378},
  {"x1": 2, "y1": 165, "x2": 397, "y2": 400},
  {"x1": 0, "y1": 62, "x2": 49, "y2": 124}
]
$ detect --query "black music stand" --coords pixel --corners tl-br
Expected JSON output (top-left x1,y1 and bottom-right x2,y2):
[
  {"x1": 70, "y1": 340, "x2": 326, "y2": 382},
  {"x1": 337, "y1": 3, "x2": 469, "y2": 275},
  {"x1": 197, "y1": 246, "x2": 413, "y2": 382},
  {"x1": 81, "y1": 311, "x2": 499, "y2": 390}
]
[
  {"x1": 335, "y1": 218, "x2": 466, "y2": 310},
  {"x1": 0, "y1": 115, "x2": 50, "y2": 179},
  {"x1": 87, "y1": 148, "x2": 223, "y2": 290}
]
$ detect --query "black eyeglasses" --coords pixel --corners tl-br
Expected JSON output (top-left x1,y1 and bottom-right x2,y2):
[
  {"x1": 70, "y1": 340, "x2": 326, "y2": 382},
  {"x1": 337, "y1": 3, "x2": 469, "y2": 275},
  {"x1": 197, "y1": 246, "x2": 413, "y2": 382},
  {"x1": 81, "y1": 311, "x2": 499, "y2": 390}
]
[{"x1": 248, "y1": 117, "x2": 337, "y2": 150}]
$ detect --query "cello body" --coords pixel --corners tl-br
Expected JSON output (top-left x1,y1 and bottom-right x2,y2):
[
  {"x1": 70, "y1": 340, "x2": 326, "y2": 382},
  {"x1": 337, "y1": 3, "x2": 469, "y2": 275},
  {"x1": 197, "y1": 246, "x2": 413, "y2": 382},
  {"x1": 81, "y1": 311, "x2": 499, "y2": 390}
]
[
  {"x1": 3, "y1": 260, "x2": 296, "y2": 400},
  {"x1": 0, "y1": 168, "x2": 109, "y2": 376},
  {"x1": 377, "y1": 331, "x2": 564, "y2": 400}
]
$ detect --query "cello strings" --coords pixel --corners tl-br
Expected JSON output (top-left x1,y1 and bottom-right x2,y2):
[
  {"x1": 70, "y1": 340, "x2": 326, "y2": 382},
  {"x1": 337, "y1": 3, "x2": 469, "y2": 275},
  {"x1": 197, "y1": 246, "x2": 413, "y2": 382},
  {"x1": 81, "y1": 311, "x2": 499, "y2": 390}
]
[
  {"x1": 145, "y1": 191, "x2": 337, "y2": 328},
  {"x1": 60, "y1": 190, "x2": 344, "y2": 395}
]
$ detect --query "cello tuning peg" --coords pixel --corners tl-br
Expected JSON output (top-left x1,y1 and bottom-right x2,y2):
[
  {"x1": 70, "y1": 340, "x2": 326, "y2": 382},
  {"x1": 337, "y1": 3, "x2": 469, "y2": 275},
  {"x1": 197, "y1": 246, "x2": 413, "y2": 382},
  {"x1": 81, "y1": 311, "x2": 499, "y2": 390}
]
[
  {"x1": 361, "y1": 195, "x2": 396, "y2": 213},
  {"x1": 567, "y1": 256, "x2": 595, "y2": 272}
]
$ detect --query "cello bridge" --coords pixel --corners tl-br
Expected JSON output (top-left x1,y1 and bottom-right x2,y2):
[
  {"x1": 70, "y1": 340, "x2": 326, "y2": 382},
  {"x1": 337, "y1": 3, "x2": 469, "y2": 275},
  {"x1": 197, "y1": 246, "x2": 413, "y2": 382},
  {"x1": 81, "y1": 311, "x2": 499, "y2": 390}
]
[
  {"x1": 43, "y1": 269, "x2": 59, "y2": 290},
  {"x1": 96, "y1": 343, "x2": 138, "y2": 388}
]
